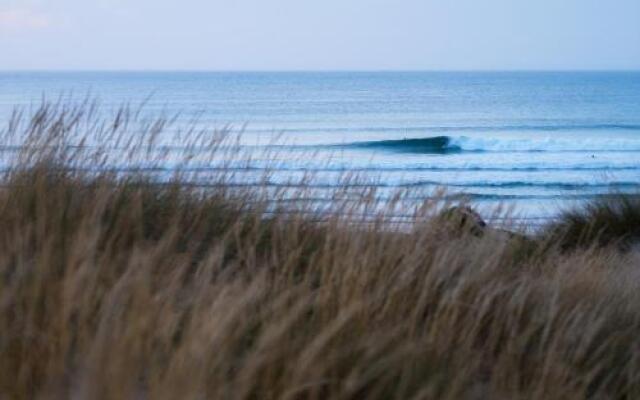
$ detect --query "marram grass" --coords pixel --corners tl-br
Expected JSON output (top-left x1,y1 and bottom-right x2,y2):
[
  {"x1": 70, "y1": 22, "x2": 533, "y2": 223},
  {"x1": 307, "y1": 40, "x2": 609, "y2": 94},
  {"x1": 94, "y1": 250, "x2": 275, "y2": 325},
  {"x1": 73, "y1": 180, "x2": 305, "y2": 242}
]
[{"x1": 0, "y1": 101, "x2": 639, "y2": 399}]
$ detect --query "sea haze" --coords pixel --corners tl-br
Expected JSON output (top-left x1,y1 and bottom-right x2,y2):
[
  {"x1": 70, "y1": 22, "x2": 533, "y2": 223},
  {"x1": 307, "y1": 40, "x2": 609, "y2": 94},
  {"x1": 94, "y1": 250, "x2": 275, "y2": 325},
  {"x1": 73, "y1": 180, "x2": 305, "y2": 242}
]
[{"x1": 1, "y1": 71, "x2": 639, "y2": 223}]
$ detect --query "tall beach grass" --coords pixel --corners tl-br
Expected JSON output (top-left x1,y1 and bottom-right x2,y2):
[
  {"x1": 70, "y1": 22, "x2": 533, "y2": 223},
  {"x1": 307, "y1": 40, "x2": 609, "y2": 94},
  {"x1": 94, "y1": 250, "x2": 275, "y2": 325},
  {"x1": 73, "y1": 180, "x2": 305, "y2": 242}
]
[{"x1": 0, "y1": 100, "x2": 639, "y2": 399}]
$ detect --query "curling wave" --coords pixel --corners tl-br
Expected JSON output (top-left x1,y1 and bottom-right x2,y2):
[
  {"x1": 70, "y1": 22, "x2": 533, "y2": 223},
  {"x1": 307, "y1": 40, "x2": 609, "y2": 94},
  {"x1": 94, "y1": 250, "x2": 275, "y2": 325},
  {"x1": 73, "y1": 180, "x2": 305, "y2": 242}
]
[{"x1": 347, "y1": 136, "x2": 640, "y2": 154}]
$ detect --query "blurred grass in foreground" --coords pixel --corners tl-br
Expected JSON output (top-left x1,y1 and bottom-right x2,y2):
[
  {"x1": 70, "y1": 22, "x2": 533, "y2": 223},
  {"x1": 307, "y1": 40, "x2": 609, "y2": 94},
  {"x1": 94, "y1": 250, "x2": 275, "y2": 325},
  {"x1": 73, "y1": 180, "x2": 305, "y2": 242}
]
[{"x1": 0, "y1": 100, "x2": 639, "y2": 399}]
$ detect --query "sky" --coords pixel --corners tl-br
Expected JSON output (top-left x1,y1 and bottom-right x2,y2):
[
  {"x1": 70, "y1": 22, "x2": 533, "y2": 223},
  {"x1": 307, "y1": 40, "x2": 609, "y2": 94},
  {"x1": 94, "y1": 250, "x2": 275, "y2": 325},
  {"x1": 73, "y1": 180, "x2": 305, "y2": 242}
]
[{"x1": 1, "y1": 0, "x2": 639, "y2": 71}]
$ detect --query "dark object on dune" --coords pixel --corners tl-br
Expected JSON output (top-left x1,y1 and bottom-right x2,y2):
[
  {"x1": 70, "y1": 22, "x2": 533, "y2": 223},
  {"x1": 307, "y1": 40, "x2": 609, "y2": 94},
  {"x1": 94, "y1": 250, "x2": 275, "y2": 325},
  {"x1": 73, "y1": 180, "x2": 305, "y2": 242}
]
[{"x1": 437, "y1": 206, "x2": 487, "y2": 237}]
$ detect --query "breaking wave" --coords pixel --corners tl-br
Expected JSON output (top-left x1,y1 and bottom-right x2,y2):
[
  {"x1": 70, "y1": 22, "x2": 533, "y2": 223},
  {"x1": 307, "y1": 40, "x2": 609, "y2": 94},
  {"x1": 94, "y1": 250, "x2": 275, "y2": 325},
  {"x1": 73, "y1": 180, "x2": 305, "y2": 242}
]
[{"x1": 347, "y1": 136, "x2": 640, "y2": 154}]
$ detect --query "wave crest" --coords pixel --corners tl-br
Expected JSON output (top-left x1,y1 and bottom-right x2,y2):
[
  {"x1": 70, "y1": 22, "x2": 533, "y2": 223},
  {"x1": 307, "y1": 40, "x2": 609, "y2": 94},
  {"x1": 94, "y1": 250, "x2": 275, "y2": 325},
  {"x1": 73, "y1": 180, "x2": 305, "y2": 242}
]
[
  {"x1": 348, "y1": 136, "x2": 640, "y2": 154},
  {"x1": 351, "y1": 136, "x2": 459, "y2": 154}
]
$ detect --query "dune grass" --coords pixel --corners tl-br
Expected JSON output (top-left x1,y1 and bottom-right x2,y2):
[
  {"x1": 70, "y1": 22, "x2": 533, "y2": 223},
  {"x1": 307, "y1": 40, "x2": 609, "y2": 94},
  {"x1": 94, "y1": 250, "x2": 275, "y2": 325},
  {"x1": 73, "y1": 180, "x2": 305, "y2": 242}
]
[
  {"x1": 0, "y1": 101, "x2": 639, "y2": 399},
  {"x1": 542, "y1": 194, "x2": 640, "y2": 251}
]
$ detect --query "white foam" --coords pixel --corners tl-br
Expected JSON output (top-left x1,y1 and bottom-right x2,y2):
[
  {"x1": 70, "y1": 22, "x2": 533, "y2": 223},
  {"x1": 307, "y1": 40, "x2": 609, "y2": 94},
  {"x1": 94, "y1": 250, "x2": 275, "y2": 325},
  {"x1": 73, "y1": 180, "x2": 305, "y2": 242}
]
[{"x1": 448, "y1": 136, "x2": 640, "y2": 152}]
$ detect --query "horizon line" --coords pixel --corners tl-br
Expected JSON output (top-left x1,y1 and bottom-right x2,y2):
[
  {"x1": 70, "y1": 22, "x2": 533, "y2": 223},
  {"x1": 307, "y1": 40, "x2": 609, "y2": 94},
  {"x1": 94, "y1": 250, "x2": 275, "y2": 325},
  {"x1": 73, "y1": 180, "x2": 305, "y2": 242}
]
[{"x1": 1, "y1": 68, "x2": 640, "y2": 74}]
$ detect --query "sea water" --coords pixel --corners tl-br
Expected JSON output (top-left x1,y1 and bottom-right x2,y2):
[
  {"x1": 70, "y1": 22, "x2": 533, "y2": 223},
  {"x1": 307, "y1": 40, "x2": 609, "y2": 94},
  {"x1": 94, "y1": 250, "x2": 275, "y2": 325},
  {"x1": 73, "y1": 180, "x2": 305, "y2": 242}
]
[{"x1": 1, "y1": 71, "x2": 639, "y2": 224}]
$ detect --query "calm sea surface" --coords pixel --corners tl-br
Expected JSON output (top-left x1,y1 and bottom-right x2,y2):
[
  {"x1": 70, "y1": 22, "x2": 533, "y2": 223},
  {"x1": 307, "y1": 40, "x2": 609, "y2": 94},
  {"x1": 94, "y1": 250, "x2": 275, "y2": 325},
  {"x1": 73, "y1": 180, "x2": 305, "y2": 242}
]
[{"x1": 1, "y1": 71, "x2": 639, "y2": 223}]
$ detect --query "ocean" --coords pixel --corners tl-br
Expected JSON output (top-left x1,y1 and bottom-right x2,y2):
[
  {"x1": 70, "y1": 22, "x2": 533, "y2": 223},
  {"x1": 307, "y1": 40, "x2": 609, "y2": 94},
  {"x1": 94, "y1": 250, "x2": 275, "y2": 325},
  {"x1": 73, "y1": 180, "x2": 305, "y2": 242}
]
[{"x1": 1, "y1": 71, "x2": 639, "y2": 224}]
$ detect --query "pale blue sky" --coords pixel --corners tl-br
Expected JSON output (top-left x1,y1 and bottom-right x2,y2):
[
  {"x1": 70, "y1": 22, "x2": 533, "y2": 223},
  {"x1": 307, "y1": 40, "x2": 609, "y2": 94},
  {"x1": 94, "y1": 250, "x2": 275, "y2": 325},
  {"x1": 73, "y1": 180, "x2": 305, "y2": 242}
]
[{"x1": 1, "y1": 0, "x2": 639, "y2": 70}]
